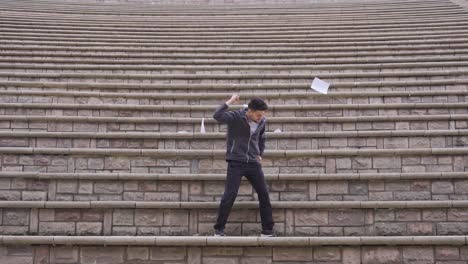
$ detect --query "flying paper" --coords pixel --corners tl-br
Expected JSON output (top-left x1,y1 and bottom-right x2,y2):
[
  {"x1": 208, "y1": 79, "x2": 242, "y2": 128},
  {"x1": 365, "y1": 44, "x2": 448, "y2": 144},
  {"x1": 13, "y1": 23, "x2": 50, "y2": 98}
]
[
  {"x1": 311, "y1": 77, "x2": 330, "y2": 94},
  {"x1": 200, "y1": 117, "x2": 206, "y2": 134}
]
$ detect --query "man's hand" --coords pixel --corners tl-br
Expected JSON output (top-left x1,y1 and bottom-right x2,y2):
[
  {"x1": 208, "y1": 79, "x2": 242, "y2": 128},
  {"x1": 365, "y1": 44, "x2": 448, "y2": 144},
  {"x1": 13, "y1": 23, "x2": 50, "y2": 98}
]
[
  {"x1": 257, "y1": 156, "x2": 262, "y2": 163},
  {"x1": 226, "y1": 94, "x2": 240, "y2": 105}
]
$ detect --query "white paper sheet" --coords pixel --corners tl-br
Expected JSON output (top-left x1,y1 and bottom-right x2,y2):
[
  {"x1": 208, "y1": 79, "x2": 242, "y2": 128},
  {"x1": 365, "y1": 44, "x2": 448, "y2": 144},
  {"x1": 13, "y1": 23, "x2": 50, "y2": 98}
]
[
  {"x1": 311, "y1": 77, "x2": 330, "y2": 94},
  {"x1": 200, "y1": 117, "x2": 206, "y2": 134}
]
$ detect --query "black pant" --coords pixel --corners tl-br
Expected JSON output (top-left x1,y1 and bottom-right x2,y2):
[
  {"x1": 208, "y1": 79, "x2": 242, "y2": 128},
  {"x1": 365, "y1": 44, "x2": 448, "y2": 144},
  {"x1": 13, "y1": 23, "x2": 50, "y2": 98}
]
[{"x1": 214, "y1": 160, "x2": 274, "y2": 232}]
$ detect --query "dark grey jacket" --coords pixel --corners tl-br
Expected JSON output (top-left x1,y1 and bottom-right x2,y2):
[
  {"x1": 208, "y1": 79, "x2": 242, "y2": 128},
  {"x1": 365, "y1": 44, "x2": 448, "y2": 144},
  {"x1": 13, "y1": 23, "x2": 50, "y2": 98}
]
[{"x1": 213, "y1": 103, "x2": 266, "y2": 163}]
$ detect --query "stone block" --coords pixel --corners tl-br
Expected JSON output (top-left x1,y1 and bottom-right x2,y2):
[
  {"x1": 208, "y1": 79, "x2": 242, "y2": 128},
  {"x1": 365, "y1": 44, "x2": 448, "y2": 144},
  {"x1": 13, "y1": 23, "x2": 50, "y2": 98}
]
[
  {"x1": 317, "y1": 181, "x2": 348, "y2": 194},
  {"x1": 313, "y1": 247, "x2": 341, "y2": 261},
  {"x1": 80, "y1": 247, "x2": 124, "y2": 264},
  {"x1": 362, "y1": 247, "x2": 401, "y2": 264},
  {"x1": 113, "y1": 209, "x2": 134, "y2": 226},
  {"x1": 329, "y1": 210, "x2": 365, "y2": 226},
  {"x1": 294, "y1": 209, "x2": 328, "y2": 226},
  {"x1": 39, "y1": 222, "x2": 75, "y2": 235},
  {"x1": 150, "y1": 247, "x2": 186, "y2": 260},
  {"x1": 273, "y1": 247, "x2": 312, "y2": 261},
  {"x1": 126, "y1": 247, "x2": 149, "y2": 260},
  {"x1": 135, "y1": 209, "x2": 163, "y2": 226},
  {"x1": 402, "y1": 247, "x2": 434, "y2": 264},
  {"x1": 76, "y1": 222, "x2": 102, "y2": 235}
]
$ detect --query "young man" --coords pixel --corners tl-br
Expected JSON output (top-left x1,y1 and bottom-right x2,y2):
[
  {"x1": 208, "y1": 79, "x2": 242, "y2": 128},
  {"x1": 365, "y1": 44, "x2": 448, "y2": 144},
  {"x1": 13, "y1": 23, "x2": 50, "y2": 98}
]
[{"x1": 212, "y1": 94, "x2": 275, "y2": 237}]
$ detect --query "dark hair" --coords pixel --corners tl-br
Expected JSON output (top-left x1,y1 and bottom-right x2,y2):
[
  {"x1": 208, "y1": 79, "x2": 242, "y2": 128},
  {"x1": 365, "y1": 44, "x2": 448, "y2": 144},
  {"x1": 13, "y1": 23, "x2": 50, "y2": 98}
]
[{"x1": 248, "y1": 97, "x2": 268, "y2": 111}]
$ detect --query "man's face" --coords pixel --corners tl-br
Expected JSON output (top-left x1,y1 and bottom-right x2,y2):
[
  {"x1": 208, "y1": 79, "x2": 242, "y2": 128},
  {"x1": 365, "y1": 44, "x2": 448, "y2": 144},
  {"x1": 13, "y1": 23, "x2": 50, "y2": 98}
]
[{"x1": 247, "y1": 109, "x2": 265, "y2": 123}]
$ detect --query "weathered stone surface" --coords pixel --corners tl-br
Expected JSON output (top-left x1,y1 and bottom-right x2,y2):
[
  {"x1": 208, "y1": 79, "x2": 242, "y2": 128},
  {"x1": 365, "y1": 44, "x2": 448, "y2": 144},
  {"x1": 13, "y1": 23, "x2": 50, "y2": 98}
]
[
  {"x1": 317, "y1": 181, "x2": 348, "y2": 194},
  {"x1": 39, "y1": 222, "x2": 75, "y2": 235},
  {"x1": 402, "y1": 247, "x2": 434, "y2": 264},
  {"x1": 76, "y1": 222, "x2": 102, "y2": 235},
  {"x1": 113, "y1": 209, "x2": 134, "y2": 226},
  {"x1": 80, "y1": 247, "x2": 124, "y2": 264},
  {"x1": 150, "y1": 247, "x2": 186, "y2": 260},
  {"x1": 3, "y1": 209, "x2": 29, "y2": 225},
  {"x1": 313, "y1": 247, "x2": 341, "y2": 261},
  {"x1": 294, "y1": 210, "x2": 328, "y2": 226},
  {"x1": 362, "y1": 247, "x2": 401, "y2": 264},
  {"x1": 126, "y1": 247, "x2": 149, "y2": 261},
  {"x1": 329, "y1": 210, "x2": 365, "y2": 226},
  {"x1": 104, "y1": 157, "x2": 130, "y2": 170},
  {"x1": 273, "y1": 247, "x2": 312, "y2": 261},
  {"x1": 135, "y1": 209, "x2": 163, "y2": 226},
  {"x1": 94, "y1": 181, "x2": 123, "y2": 194}
]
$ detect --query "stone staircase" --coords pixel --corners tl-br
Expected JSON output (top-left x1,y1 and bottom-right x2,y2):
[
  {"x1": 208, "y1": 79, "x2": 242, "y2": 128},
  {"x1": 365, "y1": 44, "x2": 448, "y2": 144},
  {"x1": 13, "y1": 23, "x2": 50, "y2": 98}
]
[{"x1": 1, "y1": 0, "x2": 468, "y2": 263}]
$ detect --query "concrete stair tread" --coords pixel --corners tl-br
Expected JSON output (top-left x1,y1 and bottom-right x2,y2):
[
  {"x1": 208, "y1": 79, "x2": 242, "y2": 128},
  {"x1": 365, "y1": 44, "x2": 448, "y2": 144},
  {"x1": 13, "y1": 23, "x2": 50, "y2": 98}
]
[
  {"x1": 4, "y1": 29, "x2": 468, "y2": 38},
  {"x1": 3, "y1": 24, "x2": 468, "y2": 34},
  {"x1": 0, "y1": 10, "x2": 464, "y2": 19},
  {"x1": 1, "y1": 113, "x2": 466, "y2": 122},
  {"x1": 3, "y1": 22, "x2": 468, "y2": 32},
  {"x1": 0, "y1": 61, "x2": 468, "y2": 69},
  {"x1": 3, "y1": 16, "x2": 467, "y2": 28},
  {"x1": 1, "y1": 69, "x2": 467, "y2": 79},
  {"x1": 0, "y1": 147, "x2": 467, "y2": 156},
  {"x1": 0, "y1": 130, "x2": 466, "y2": 138},
  {"x1": 1, "y1": 200, "x2": 467, "y2": 209},
  {"x1": 3, "y1": 54, "x2": 468, "y2": 63},
  {"x1": 1, "y1": 171, "x2": 467, "y2": 180},
  {"x1": 2, "y1": 79, "x2": 467, "y2": 90},
  {"x1": 2, "y1": 102, "x2": 467, "y2": 111},
  {"x1": 0, "y1": 89, "x2": 467, "y2": 99},
  {"x1": 1, "y1": 235, "x2": 467, "y2": 246},
  {"x1": 4, "y1": 35, "x2": 468, "y2": 44}
]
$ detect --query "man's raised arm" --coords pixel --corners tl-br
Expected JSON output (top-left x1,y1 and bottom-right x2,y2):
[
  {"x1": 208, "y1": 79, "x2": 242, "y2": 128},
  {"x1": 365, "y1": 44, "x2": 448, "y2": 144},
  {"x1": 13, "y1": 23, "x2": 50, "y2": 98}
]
[{"x1": 212, "y1": 94, "x2": 240, "y2": 124}]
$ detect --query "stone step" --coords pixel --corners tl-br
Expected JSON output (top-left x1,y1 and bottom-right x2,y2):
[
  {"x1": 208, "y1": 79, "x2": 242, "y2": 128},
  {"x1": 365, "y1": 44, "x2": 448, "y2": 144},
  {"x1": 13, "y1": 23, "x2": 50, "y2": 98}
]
[
  {"x1": 2, "y1": 45, "x2": 468, "y2": 57},
  {"x1": 0, "y1": 18, "x2": 468, "y2": 34},
  {"x1": 0, "y1": 147, "x2": 466, "y2": 175},
  {"x1": 0, "y1": 130, "x2": 466, "y2": 150},
  {"x1": 0, "y1": 114, "x2": 466, "y2": 132},
  {"x1": 2, "y1": 15, "x2": 466, "y2": 29},
  {"x1": 1, "y1": 61, "x2": 465, "y2": 75},
  {"x1": 2, "y1": 12, "x2": 463, "y2": 23},
  {"x1": 2, "y1": 35, "x2": 466, "y2": 47},
  {"x1": 0, "y1": 236, "x2": 467, "y2": 264},
  {"x1": 1, "y1": 235, "x2": 468, "y2": 264},
  {"x1": 0, "y1": 5, "x2": 463, "y2": 17},
  {"x1": 0, "y1": 129, "x2": 465, "y2": 139},
  {"x1": 2, "y1": 200, "x2": 468, "y2": 236},
  {"x1": 1, "y1": 79, "x2": 466, "y2": 93},
  {"x1": 2, "y1": 62, "x2": 468, "y2": 75},
  {"x1": 3, "y1": 51, "x2": 467, "y2": 64},
  {"x1": 0, "y1": 0, "x2": 457, "y2": 12},
  {"x1": 0, "y1": 0, "x2": 452, "y2": 7},
  {"x1": 0, "y1": 70, "x2": 466, "y2": 84},
  {"x1": 4, "y1": 79, "x2": 449, "y2": 93},
  {"x1": 1, "y1": 103, "x2": 466, "y2": 119},
  {"x1": 2, "y1": 171, "x2": 468, "y2": 180},
  {"x1": 1, "y1": 171, "x2": 468, "y2": 202},
  {"x1": 5, "y1": 5, "x2": 455, "y2": 14},
  {"x1": 3, "y1": 21, "x2": 468, "y2": 35},
  {"x1": 2, "y1": 33, "x2": 467, "y2": 46},
  {"x1": 1, "y1": 147, "x2": 466, "y2": 156},
  {"x1": 0, "y1": 89, "x2": 466, "y2": 105},
  {"x1": 2, "y1": 3, "x2": 458, "y2": 12},
  {"x1": 4, "y1": 27, "x2": 468, "y2": 38},
  {"x1": 1, "y1": 9, "x2": 464, "y2": 20}
]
